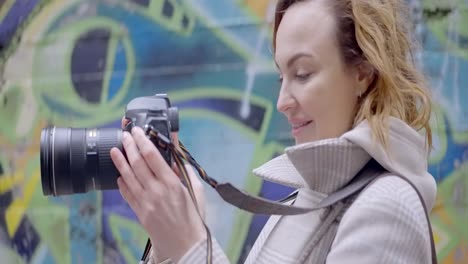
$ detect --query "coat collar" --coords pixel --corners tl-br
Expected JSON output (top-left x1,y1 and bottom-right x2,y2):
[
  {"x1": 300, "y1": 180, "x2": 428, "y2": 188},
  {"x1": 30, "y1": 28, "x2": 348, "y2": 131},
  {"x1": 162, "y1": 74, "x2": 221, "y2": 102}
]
[{"x1": 252, "y1": 138, "x2": 371, "y2": 194}]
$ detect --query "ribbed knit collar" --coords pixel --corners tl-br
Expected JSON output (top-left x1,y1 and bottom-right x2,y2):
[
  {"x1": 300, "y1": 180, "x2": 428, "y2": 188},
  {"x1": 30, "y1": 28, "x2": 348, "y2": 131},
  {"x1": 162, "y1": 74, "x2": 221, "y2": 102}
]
[{"x1": 252, "y1": 138, "x2": 371, "y2": 194}]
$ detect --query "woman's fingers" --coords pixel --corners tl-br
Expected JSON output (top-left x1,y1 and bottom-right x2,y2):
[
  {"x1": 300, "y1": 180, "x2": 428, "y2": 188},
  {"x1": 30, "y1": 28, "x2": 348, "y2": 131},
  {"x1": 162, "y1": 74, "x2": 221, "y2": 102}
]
[
  {"x1": 171, "y1": 161, "x2": 206, "y2": 220},
  {"x1": 183, "y1": 163, "x2": 206, "y2": 219},
  {"x1": 110, "y1": 147, "x2": 143, "y2": 208},
  {"x1": 121, "y1": 131, "x2": 155, "y2": 187},
  {"x1": 117, "y1": 177, "x2": 140, "y2": 211},
  {"x1": 131, "y1": 127, "x2": 179, "y2": 186}
]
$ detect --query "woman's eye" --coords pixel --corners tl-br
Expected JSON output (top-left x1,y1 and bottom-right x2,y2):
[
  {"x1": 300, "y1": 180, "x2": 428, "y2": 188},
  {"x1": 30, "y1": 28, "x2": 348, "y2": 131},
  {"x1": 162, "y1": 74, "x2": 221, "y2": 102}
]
[
  {"x1": 295, "y1": 73, "x2": 311, "y2": 81},
  {"x1": 278, "y1": 76, "x2": 283, "y2": 83}
]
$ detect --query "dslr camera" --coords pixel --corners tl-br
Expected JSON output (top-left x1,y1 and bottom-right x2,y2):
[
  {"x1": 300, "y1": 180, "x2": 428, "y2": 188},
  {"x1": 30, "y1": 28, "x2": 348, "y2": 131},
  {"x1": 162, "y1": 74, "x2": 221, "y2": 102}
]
[{"x1": 40, "y1": 94, "x2": 179, "y2": 196}]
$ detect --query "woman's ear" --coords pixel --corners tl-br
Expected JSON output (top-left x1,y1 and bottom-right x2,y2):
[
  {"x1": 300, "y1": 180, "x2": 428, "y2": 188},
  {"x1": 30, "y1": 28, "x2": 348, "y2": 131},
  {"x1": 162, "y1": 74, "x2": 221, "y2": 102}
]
[{"x1": 355, "y1": 62, "x2": 375, "y2": 97}]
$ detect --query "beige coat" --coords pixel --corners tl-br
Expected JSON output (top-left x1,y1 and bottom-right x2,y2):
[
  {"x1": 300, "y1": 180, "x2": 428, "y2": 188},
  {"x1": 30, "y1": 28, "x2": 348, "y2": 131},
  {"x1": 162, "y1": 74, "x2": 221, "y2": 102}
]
[{"x1": 162, "y1": 117, "x2": 437, "y2": 263}]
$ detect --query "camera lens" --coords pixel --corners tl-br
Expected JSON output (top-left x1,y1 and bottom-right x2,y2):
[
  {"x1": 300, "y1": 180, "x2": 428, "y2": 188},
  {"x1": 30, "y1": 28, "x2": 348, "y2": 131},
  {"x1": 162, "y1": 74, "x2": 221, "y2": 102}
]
[{"x1": 40, "y1": 127, "x2": 123, "y2": 196}]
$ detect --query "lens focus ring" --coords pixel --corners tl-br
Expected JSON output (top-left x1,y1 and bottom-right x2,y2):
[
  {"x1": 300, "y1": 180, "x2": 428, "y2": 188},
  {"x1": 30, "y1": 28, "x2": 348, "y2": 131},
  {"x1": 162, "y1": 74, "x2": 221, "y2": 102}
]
[
  {"x1": 70, "y1": 129, "x2": 87, "y2": 193},
  {"x1": 97, "y1": 129, "x2": 122, "y2": 190}
]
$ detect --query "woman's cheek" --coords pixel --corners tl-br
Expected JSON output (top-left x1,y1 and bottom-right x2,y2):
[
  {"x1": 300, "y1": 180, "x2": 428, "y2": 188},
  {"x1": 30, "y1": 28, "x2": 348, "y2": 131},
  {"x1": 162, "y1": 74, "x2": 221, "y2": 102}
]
[{"x1": 301, "y1": 80, "x2": 327, "y2": 106}]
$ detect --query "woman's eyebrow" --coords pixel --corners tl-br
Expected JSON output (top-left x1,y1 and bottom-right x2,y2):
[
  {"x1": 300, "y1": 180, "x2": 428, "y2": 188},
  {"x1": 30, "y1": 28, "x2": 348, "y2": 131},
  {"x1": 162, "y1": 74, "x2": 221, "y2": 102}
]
[{"x1": 274, "y1": 52, "x2": 316, "y2": 69}]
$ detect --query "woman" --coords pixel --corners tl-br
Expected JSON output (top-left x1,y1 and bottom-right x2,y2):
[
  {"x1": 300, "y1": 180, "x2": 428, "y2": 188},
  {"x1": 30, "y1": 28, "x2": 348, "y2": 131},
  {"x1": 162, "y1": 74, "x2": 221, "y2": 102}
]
[{"x1": 110, "y1": 0, "x2": 437, "y2": 263}]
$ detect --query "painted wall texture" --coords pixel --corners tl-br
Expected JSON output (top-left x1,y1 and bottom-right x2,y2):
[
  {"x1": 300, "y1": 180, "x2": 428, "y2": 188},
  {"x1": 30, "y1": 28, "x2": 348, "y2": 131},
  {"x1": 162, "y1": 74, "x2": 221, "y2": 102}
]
[{"x1": 0, "y1": 0, "x2": 466, "y2": 263}]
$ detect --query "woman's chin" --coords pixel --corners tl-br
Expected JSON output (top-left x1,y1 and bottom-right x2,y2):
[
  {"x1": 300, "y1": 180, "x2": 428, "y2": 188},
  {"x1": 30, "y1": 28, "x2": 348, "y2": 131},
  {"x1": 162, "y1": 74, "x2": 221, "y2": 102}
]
[{"x1": 294, "y1": 135, "x2": 317, "y2": 145}]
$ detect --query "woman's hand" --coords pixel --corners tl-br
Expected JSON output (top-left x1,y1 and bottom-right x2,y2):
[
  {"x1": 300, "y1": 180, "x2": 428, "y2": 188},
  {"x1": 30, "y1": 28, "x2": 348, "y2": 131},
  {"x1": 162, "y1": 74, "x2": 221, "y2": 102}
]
[{"x1": 110, "y1": 122, "x2": 207, "y2": 262}]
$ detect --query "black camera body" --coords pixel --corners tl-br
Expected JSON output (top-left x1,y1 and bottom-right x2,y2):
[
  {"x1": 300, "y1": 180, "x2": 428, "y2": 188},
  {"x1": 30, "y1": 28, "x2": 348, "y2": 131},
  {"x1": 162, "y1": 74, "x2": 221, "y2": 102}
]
[
  {"x1": 40, "y1": 94, "x2": 179, "y2": 196},
  {"x1": 123, "y1": 94, "x2": 179, "y2": 165}
]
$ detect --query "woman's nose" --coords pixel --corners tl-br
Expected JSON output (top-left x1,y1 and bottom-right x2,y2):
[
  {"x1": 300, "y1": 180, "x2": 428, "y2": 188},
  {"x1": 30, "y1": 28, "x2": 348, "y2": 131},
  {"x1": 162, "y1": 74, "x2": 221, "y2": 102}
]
[{"x1": 276, "y1": 86, "x2": 296, "y2": 114}]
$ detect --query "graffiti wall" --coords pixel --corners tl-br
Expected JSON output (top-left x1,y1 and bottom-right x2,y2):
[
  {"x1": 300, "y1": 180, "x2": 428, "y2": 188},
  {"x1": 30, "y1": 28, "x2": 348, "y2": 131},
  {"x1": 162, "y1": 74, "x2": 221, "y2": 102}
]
[{"x1": 0, "y1": 0, "x2": 466, "y2": 263}]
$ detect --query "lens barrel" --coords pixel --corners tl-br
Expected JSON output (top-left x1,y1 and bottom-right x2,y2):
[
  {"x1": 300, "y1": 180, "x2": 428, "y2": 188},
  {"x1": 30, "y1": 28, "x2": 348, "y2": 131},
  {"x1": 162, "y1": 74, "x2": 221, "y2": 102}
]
[{"x1": 40, "y1": 127, "x2": 123, "y2": 196}]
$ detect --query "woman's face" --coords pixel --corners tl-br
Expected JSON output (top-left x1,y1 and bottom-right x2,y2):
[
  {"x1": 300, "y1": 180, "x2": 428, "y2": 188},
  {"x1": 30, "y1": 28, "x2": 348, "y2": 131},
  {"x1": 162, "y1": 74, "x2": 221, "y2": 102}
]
[{"x1": 275, "y1": 0, "x2": 364, "y2": 144}]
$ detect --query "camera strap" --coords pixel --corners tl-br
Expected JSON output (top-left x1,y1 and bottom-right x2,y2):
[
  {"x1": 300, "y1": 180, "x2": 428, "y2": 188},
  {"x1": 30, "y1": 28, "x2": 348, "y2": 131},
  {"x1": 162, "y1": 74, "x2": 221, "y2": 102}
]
[{"x1": 175, "y1": 140, "x2": 382, "y2": 215}]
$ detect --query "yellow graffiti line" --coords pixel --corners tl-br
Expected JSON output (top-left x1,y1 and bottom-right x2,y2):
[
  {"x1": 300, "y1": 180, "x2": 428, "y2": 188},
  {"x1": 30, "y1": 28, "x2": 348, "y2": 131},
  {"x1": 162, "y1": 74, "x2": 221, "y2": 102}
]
[
  {"x1": 242, "y1": 0, "x2": 270, "y2": 18},
  {"x1": 5, "y1": 170, "x2": 40, "y2": 237},
  {"x1": 433, "y1": 232, "x2": 440, "y2": 245},
  {"x1": 11, "y1": 120, "x2": 44, "y2": 170},
  {"x1": 0, "y1": 119, "x2": 43, "y2": 173},
  {"x1": 0, "y1": 0, "x2": 15, "y2": 22},
  {"x1": 436, "y1": 204, "x2": 456, "y2": 229},
  {"x1": 432, "y1": 195, "x2": 451, "y2": 225},
  {"x1": 23, "y1": 0, "x2": 74, "y2": 39},
  {"x1": 0, "y1": 172, "x2": 24, "y2": 194}
]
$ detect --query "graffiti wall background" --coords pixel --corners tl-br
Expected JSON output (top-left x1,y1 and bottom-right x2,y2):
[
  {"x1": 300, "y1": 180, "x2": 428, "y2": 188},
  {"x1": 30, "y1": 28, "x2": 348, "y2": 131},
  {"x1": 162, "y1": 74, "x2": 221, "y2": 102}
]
[{"x1": 0, "y1": 0, "x2": 466, "y2": 263}]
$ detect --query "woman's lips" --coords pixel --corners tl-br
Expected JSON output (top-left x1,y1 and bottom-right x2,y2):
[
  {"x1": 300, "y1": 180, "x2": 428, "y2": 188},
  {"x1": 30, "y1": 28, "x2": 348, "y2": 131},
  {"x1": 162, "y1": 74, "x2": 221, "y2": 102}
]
[{"x1": 291, "y1": 120, "x2": 313, "y2": 136}]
